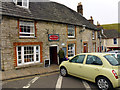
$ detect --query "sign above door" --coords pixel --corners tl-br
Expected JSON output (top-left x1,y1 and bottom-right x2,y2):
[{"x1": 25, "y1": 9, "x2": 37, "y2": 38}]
[{"x1": 48, "y1": 34, "x2": 59, "y2": 41}]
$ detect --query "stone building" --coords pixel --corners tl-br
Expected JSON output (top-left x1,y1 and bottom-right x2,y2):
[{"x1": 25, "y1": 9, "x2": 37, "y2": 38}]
[
  {"x1": 101, "y1": 29, "x2": 120, "y2": 52},
  {"x1": 0, "y1": 0, "x2": 100, "y2": 70}
]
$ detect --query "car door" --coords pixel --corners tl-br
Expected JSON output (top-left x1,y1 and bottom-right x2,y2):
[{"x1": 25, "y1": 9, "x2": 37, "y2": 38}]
[
  {"x1": 67, "y1": 55, "x2": 85, "y2": 76},
  {"x1": 82, "y1": 55, "x2": 103, "y2": 81}
]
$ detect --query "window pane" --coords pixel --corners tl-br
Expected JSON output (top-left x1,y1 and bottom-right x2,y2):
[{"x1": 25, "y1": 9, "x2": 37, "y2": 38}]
[
  {"x1": 23, "y1": 0, "x2": 27, "y2": 7},
  {"x1": 68, "y1": 25, "x2": 75, "y2": 37},
  {"x1": 68, "y1": 44, "x2": 75, "y2": 57},
  {"x1": 86, "y1": 55, "x2": 103, "y2": 65},
  {"x1": 24, "y1": 46, "x2": 34, "y2": 63},
  {"x1": 104, "y1": 55, "x2": 119, "y2": 66},
  {"x1": 114, "y1": 38, "x2": 117, "y2": 44},
  {"x1": 92, "y1": 31, "x2": 95, "y2": 39},
  {"x1": 17, "y1": 0, "x2": 22, "y2": 6},
  {"x1": 18, "y1": 60, "x2": 22, "y2": 64},
  {"x1": 18, "y1": 46, "x2": 21, "y2": 51},
  {"x1": 19, "y1": 21, "x2": 35, "y2": 37},
  {"x1": 70, "y1": 55, "x2": 85, "y2": 63}
]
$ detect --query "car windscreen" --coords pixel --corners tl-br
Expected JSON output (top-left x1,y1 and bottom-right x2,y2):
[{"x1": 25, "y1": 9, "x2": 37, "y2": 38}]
[{"x1": 104, "y1": 55, "x2": 120, "y2": 66}]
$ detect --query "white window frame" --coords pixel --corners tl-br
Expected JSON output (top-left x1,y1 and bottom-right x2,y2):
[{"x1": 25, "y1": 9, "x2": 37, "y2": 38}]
[
  {"x1": 93, "y1": 43, "x2": 96, "y2": 52},
  {"x1": 92, "y1": 31, "x2": 95, "y2": 40},
  {"x1": 68, "y1": 44, "x2": 75, "y2": 58},
  {"x1": 13, "y1": 0, "x2": 29, "y2": 8},
  {"x1": 17, "y1": 45, "x2": 40, "y2": 66},
  {"x1": 19, "y1": 20, "x2": 35, "y2": 38},
  {"x1": 68, "y1": 25, "x2": 75, "y2": 38}
]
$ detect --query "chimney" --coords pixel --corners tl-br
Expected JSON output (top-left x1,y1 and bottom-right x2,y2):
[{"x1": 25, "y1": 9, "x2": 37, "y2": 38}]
[
  {"x1": 77, "y1": 2, "x2": 83, "y2": 15},
  {"x1": 88, "y1": 16, "x2": 94, "y2": 24},
  {"x1": 97, "y1": 21, "x2": 100, "y2": 27}
]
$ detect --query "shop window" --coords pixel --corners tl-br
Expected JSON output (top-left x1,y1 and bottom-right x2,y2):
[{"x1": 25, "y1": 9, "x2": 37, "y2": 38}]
[
  {"x1": 17, "y1": 45, "x2": 40, "y2": 66},
  {"x1": 68, "y1": 44, "x2": 75, "y2": 58},
  {"x1": 13, "y1": 0, "x2": 29, "y2": 8},
  {"x1": 68, "y1": 25, "x2": 75, "y2": 38},
  {"x1": 113, "y1": 38, "x2": 117, "y2": 44},
  {"x1": 19, "y1": 21, "x2": 35, "y2": 38}
]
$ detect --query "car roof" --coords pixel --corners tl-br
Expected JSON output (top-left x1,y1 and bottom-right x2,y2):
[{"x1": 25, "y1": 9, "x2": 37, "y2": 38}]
[
  {"x1": 108, "y1": 50, "x2": 120, "y2": 53},
  {"x1": 78, "y1": 53, "x2": 109, "y2": 56}
]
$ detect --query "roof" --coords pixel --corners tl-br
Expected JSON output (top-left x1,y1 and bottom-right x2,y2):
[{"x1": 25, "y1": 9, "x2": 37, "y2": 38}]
[
  {"x1": 102, "y1": 29, "x2": 120, "y2": 39},
  {"x1": 1, "y1": 1, "x2": 98, "y2": 30}
]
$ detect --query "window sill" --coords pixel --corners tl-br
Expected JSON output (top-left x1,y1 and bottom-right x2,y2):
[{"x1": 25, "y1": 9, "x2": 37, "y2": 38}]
[
  {"x1": 68, "y1": 37, "x2": 76, "y2": 39},
  {"x1": 15, "y1": 62, "x2": 43, "y2": 69},
  {"x1": 19, "y1": 37, "x2": 37, "y2": 39}
]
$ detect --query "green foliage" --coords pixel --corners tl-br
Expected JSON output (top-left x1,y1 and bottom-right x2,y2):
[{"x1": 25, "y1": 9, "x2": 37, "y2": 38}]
[{"x1": 101, "y1": 23, "x2": 120, "y2": 32}]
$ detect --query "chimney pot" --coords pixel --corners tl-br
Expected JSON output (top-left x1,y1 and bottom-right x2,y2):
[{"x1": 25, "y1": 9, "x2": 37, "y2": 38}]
[
  {"x1": 88, "y1": 16, "x2": 94, "y2": 24},
  {"x1": 77, "y1": 2, "x2": 83, "y2": 15}
]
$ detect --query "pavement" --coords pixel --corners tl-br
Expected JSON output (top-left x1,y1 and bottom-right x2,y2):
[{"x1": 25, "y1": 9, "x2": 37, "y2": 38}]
[{"x1": 1, "y1": 64, "x2": 59, "y2": 81}]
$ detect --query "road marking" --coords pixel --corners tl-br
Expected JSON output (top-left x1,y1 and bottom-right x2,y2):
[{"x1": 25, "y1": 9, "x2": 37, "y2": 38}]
[
  {"x1": 82, "y1": 80, "x2": 91, "y2": 90},
  {"x1": 56, "y1": 75, "x2": 63, "y2": 89},
  {"x1": 3, "y1": 72, "x2": 59, "y2": 82},
  {"x1": 23, "y1": 76, "x2": 40, "y2": 88}
]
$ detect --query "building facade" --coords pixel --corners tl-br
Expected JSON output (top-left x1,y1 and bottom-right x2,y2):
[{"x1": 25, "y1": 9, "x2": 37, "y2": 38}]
[
  {"x1": 101, "y1": 29, "x2": 120, "y2": 52},
  {"x1": 0, "y1": 1, "x2": 100, "y2": 70}
]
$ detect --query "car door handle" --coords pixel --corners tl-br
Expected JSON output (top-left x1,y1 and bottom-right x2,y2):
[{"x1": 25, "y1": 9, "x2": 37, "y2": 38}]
[{"x1": 95, "y1": 68, "x2": 99, "y2": 71}]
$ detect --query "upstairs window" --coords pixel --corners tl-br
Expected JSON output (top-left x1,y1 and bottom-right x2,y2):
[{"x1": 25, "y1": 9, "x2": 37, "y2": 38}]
[
  {"x1": 113, "y1": 38, "x2": 117, "y2": 44},
  {"x1": 92, "y1": 31, "x2": 95, "y2": 40},
  {"x1": 19, "y1": 21, "x2": 35, "y2": 38},
  {"x1": 17, "y1": 0, "x2": 22, "y2": 6},
  {"x1": 68, "y1": 25, "x2": 75, "y2": 38},
  {"x1": 13, "y1": 0, "x2": 29, "y2": 8}
]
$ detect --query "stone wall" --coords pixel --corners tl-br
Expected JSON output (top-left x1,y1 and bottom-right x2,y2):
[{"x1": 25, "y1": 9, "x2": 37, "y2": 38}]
[{"x1": 1, "y1": 16, "x2": 99, "y2": 70}]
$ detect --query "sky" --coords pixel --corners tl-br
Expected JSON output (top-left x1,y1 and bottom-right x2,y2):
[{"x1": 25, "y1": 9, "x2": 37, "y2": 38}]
[{"x1": 50, "y1": 0, "x2": 120, "y2": 25}]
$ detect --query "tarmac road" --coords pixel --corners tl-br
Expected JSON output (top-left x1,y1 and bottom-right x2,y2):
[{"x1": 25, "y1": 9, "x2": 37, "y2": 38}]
[{"x1": 2, "y1": 72, "x2": 120, "y2": 90}]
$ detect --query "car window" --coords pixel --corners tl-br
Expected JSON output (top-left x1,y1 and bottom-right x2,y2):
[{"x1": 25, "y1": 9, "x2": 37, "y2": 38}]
[
  {"x1": 86, "y1": 55, "x2": 103, "y2": 65},
  {"x1": 111, "y1": 54, "x2": 115, "y2": 57},
  {"x1": 104, "y1": 55, "x2": 119, "y2": 66},
  {"x1": 117, "y1": 54, "x2": 120, "y2": 63},
  {"x1": 70, "y1": 55, "x2": 85, "y2": 63}
]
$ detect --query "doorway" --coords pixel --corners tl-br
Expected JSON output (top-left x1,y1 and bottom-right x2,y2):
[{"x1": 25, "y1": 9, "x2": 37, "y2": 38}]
[
  {"x1": 83, "y1": 43, "x2": 88, "y2": 53},
  {"x1": 50, "y1": 46, "x2": 58, "y2": 64}
]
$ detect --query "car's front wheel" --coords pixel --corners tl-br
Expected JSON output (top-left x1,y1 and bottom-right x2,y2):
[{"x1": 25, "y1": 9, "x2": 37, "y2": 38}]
[
  {"x1": 96, "y1": 77, "x2": 113, "y2": 90},
  {"x1": 60, "y1": 67, "x2": 68, "y2": 77}
]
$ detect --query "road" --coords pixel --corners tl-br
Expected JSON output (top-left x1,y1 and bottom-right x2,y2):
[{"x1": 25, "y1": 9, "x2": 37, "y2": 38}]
[{"x1": 2, "y1": 72, "x2": 120, "y2": 90}]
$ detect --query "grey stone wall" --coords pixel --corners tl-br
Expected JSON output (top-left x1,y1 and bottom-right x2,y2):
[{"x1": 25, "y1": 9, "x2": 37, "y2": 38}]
[{"x1": 1, "y1": 16, "x2": 99, "y2": 70}]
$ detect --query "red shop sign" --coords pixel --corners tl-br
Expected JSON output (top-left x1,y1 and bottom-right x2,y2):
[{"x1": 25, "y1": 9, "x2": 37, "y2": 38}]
[{"x1": 48, "y1": 34, "x2": 59, "y2": 41}]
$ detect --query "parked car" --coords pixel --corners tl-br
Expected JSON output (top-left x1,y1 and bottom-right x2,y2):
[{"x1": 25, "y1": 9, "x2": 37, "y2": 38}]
[
  {"x1": 59, "y1": 53, "x2": 120, "y2": 90},
  {"x1": 108, "y1": 50, "x2": 120, "y2": 53}
]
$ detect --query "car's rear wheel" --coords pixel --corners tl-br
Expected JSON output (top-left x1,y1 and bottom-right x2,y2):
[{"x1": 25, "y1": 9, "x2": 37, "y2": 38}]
[
  {"x1": 60, "y1": 67, "x2": 68, "y2": 77},
  {"x1": 96, "y1": 77, "x2": 113, "y2": 90}
]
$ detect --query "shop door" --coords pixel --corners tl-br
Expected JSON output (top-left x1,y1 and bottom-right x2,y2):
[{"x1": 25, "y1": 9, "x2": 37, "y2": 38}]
[
  {"x1": 50, "y1": 46, "x2": 58, "y2": 64},
  {"x1": 83, "y1": 43, "x2": 88, "y2": 53}
]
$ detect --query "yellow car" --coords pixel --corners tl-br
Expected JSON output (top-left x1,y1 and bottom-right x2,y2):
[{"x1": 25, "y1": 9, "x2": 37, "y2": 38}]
[{"x1": 60, "y1": 53, "x2": 120, "y2": 90}]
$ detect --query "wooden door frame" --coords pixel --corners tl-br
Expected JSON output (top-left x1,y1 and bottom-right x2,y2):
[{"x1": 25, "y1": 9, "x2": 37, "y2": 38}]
[
  {"x1": 49, "y1": 45, "x2": 59, "y2": 65},
  {"x1": 83, "y1": 41, "x2": 88, "y2": 53}
]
